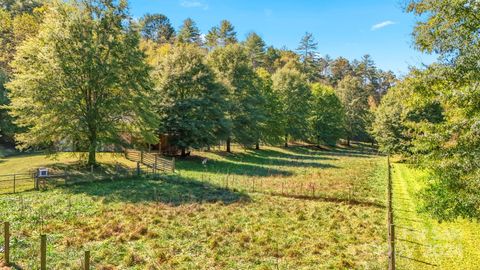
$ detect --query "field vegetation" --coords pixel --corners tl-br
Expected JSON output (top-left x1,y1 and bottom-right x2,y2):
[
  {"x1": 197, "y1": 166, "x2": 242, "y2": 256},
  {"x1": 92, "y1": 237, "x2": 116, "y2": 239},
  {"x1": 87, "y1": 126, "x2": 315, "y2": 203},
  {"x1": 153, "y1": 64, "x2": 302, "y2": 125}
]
[
  {"x1": 391, "y1": 163, "x2": 480, "y2": 270},
  {"x1": 0, "y1": 145, "x2": 388, "y2": 269}
]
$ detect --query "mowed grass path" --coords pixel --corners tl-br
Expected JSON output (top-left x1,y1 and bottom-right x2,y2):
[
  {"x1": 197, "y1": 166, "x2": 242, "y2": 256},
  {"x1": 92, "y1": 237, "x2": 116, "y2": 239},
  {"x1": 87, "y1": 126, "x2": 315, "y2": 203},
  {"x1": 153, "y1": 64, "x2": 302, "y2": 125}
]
[
  {"x1": 0, "y1": 146, "x2": 388, "y2": 269},
  {"x1": 391, "y1": 163, "x2": 480, "y2": 269}
]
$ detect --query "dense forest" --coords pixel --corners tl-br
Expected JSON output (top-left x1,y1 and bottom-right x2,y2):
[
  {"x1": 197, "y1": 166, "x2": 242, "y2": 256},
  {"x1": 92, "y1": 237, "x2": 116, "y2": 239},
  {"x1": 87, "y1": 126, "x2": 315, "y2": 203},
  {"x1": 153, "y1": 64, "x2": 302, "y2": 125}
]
[
  {"x1": 0, "y1": 0, "x2": 395, "y2": 158},
  {"x1": 1, "y1": 0, "x2": 479, "y2": 221}
]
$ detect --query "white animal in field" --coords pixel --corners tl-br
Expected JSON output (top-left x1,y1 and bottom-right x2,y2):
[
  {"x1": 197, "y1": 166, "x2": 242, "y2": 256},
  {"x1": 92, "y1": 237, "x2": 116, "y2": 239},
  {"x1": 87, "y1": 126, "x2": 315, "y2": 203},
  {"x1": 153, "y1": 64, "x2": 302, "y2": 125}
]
[{"x1": 202, "y1": 158, "x2": 208, "y2": 166}]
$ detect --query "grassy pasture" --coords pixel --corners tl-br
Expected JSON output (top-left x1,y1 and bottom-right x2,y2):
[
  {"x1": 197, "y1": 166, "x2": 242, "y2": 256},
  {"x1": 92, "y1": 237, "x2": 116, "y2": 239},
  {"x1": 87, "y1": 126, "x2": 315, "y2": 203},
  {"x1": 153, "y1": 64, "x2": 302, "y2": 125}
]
[
  {"x1": 391, "y1": 163, "x2": 480, "y2": 270},
  {"x1": 0, "y1": 152, "x2": 140, "y2": 194},
  {"x1": 0, "y1": 145, "x2": 389, "y2": 269}
]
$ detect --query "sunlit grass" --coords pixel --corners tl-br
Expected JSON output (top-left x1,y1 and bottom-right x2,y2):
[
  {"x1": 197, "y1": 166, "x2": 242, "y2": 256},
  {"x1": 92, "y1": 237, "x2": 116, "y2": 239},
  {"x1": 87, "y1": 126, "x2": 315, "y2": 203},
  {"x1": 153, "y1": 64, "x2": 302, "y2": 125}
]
[
  {"x1": 0, "y1": 145, "x2": 388, "y2": 269},
  {"x1": 391, "y1": 163, "x2": 480, "y2": 270}
]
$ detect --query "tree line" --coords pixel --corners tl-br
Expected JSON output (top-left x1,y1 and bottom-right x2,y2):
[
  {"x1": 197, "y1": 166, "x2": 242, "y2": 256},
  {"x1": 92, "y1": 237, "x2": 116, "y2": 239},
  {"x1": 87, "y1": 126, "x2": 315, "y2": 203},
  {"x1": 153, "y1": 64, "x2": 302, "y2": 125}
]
[
  {"x1": 373, "y1": 0, "x2": 480, "y2": 221},
  {"x1": 0, "y1": 0, "x2": 395, "y2": 166}
]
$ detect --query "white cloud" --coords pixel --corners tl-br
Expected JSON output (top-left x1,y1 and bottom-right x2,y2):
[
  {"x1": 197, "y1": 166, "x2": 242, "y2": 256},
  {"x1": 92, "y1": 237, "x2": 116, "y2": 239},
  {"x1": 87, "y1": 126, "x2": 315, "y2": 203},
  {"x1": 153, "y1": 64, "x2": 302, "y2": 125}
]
[
  {"x1": 371, "y1": 20, "x2": 395, "y2": 31},
  {"x1": 180, "y1": 1, "x2": 208, "y2": 10}
]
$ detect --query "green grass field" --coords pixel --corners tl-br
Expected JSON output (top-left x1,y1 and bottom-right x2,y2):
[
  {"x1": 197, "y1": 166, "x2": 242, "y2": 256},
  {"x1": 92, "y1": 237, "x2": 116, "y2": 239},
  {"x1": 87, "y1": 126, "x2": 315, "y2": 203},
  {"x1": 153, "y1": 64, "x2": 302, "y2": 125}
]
[
  {"x1": 0, "y1": 145, "x2": 389, "y2": 269},
  {"x1": 391, "y1": 163, "x2": 480, "y2": 269},
  {"x1": 0, "y1": 152, "x2": 141, "y2": 194}
]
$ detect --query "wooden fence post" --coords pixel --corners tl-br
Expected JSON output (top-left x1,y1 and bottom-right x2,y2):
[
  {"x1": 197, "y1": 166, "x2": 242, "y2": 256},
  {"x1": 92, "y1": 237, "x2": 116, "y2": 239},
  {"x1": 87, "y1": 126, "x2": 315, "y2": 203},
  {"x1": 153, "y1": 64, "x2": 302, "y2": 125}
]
[
  {"x1": 40, "y1": 234, "x2": 46, "y2": 270},
  {"x1": 389, "y1": 224, "x2": 396, "y2": 270},
  {"x1": 136, "y1": 162, "x2": 140, "y2": 176},
  {"x1": 84, "y1": 250, "x2": 90, "y2": 270},
  {"x1": 140, "y1": 151, "x2": 144, "y2": 164},
  {"x1": 4, "y1": 222, "x2": 10, "y2": 265},
  {"x1": 172, "y1": 157, "x2": 175, "y2": 173},
  {"x1": 34, "y1": 173, "x2": 38, "y2": 190}
]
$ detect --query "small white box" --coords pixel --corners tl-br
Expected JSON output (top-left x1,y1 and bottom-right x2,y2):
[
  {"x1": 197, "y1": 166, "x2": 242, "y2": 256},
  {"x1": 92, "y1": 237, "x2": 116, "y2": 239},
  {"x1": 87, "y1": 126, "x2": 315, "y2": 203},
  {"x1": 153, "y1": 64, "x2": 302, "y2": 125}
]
[{"x1": 38, "y1": 168, "x2": 48, "y2": 177}]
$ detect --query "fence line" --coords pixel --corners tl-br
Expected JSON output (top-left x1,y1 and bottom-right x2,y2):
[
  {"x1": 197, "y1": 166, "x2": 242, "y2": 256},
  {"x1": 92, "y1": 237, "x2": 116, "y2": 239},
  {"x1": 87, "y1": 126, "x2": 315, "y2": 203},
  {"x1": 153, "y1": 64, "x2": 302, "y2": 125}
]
[
  {"x1": 0, "y1": 163, "x2": 162, "y2": 196},
  {"x1": 1, "y1": 222, "x2": 91, "y2": 269},
  {"x1": 124, "y1": 149, "x2": 175, "y2": 173},
  {"x1": 0, "y1": 173, "x2": 36, "y2": 194},
  {"x1": 387, "y1": 155, "x2": 396, "y2": 270}
]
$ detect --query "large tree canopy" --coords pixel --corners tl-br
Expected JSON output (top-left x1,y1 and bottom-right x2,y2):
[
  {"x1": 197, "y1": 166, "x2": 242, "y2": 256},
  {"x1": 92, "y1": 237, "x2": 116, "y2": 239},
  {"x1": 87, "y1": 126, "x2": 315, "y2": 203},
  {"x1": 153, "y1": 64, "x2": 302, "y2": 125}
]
[
  {"x1": 372, "y1": 0, "x2": 480, "y2": 220},
  {"x1": 177, "y1": 18, "x2": 202, "y2": 45},
  {"x1": 139, "y1": 13, "x2": 175, "y2": 44},
  {"x1": 297, "y1": 32, "x2": 318, "y2": 82},
  {"x1": 0, "y1": 5, "x2": 43, "y2": 144},
  {"x1": 309, "y1": 83, "x2": 344, "y2": 146},
  {"x1": 244, "y1": 32, "x2": 266, "y2": 69},
  {"x1": 7, "y1": 0, "x2": 157, "y2": 165},
  {"x1": 152, "y1": 44, "x2": 228, "y2": 156},
  {"x1": 208, "y1": 44, "x2": 264, "y2": 151},
  {"x1": 336, "y1": 75, "x2": 370, "y2": 145},
  {"x1": 272, "y1": 66, "x2": 311, "y2": 146},
  {"x1": 205, "y1": 20, "x2": 237, "y2": 49}
]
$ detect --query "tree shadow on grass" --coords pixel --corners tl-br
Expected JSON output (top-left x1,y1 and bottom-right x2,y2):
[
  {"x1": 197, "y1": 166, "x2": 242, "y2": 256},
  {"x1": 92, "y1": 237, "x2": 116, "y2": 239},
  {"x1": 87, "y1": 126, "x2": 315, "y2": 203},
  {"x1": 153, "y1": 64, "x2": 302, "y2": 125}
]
[
  {"x1": 177, "y1": 149, "x2": 338, "y2": 175},
  {"x1": 282, "y1": 145, "x2": 379, "y2": 158},
  {"x1": 219, "y1": 149, "x2": 339, "y2": 169},
  {"x1": 176, "y1": 155, "x2": 295, "y2": 177},
  {"x1": 62, "y1": 174, "x2": 251, "y2": 205}
]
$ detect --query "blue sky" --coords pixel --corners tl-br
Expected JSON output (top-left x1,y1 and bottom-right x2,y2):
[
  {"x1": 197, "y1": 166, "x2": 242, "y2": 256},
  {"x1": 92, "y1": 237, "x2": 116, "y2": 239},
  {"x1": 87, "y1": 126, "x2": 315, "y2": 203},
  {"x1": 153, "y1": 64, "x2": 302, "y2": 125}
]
[{"x1": 128, "y1": 0, "x2": 437, "y2": 75}]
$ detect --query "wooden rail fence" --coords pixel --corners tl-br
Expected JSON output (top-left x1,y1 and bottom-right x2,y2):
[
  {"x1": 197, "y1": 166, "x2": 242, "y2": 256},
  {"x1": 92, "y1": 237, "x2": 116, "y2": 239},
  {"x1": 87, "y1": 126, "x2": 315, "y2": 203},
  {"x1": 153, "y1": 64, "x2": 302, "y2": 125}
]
[{"x1": 124, "y1": 149, "x2": 175, "y2": 173}]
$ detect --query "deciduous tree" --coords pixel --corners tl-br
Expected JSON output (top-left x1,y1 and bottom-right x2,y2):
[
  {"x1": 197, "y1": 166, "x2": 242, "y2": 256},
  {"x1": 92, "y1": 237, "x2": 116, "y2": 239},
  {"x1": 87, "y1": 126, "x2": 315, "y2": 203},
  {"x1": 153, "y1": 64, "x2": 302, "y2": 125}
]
[
  {"x1": 401, "y1": 0, "x2": 480, "y2": 220},
  {"x1": 309, "y1": 83, "x2": 344, "y2": 146},
  {"x1": 272, "y1": 66, "x2": 311, "y2": 147},
  {"x1": 208, "y1": 44, "x2": 264, "y2": 152},
  {"x1": 7, "y1": 0, "x2": 157, "y2": 165},
  {"x1": 152, "y1": 44, "x2": 228, "y2": 156},
  {"x1": 336, "y1": 75, "x2": 370, "y2": 145}
]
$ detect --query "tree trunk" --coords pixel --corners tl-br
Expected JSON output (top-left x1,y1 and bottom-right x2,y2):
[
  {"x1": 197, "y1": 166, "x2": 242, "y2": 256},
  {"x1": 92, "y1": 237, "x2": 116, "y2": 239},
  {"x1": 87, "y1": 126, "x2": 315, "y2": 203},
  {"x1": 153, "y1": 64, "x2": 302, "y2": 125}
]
[
  {"x1": 181, "y1": 147, "x2": 186, "y2": 157},
  {"x1": 284, "y1": 134, "x2": 288, "y2": 148},
  {"x1": 226, "y1": 137, "x2": 231, "y2": 153},
  {"x1": 87, "y1": 133, "x2": 97, "y2": 166},
  {"x1": 255, "y1": 142, "x2": 260, "y2": 150},
  {"x1": 347, "y1": 138, "x2": 351, "y2": 146}
]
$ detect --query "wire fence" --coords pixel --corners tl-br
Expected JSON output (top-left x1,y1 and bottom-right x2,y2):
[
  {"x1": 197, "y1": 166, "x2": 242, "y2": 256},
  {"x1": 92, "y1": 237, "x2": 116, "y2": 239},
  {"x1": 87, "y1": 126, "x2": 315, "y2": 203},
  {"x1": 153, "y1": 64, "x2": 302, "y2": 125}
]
[
  {"x1": 0, "y1": 173, "x2": 36, "y2": 194},
  {"x1": 1, "y1": 222, "x2": 91, "y2": 270},
  {"x1": 0, "y1": 161, "x2": 166, "y2": 196},
  {"x1": 387, "y1": 157, "x2": 439, "y2": 269},
  {"x1": 387, "y1": 155, "x2": 396, "y2": 270}
]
